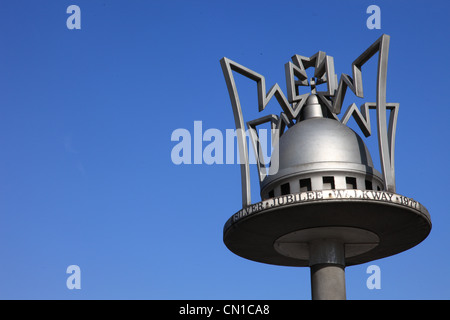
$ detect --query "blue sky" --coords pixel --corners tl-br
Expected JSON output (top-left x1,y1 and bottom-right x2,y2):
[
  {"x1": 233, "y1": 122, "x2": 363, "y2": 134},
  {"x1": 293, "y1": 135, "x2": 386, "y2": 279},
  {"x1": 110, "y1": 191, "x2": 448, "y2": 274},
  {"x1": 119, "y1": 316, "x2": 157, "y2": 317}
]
[{"x1": 0, "y1": 0, "x2": 449, "y2": 299}]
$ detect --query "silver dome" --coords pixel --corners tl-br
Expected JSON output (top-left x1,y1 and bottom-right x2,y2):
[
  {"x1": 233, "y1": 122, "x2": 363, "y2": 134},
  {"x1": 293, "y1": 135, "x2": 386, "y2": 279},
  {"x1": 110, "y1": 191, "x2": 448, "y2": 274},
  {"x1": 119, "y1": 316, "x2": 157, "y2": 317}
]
[{"x1": 261, "y1": 97, "x2": 384, "y2": 199}]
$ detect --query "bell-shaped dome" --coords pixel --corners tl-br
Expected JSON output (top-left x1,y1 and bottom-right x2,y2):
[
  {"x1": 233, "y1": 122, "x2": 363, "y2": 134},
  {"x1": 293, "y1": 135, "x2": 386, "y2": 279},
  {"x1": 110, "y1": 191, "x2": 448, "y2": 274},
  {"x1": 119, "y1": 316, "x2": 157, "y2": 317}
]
[
  {"x1": 284, "y1": 117, "x2": 371, "y2": 163},
  {"x1": 260, "y1": 97, "x2": 384, "y2": 198}
]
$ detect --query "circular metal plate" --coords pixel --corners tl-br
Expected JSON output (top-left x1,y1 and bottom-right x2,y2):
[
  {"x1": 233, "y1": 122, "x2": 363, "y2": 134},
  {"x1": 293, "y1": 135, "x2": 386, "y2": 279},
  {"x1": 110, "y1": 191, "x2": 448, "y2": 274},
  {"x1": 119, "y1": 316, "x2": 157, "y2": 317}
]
[
  {"x1": 223, "y1": 189, "x2": 431, "y2": 267},
  {"x1": 274, "y1": 226, "x2": 380, "y2": 261}
]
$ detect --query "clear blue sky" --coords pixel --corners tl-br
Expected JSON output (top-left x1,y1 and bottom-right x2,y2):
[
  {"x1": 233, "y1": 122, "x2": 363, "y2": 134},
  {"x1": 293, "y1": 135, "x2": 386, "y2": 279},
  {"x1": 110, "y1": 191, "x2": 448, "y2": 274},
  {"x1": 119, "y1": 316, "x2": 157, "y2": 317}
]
[{"x1": 0, "y1": 0, "x2": 449, "y2": 299}]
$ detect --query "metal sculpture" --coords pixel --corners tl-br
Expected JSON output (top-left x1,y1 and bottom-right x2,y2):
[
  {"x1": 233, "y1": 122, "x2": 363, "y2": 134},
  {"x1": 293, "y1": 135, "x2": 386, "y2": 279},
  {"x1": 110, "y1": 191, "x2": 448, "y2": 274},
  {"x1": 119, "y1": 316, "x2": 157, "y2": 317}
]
[
  {"x1": 220, "y1": 34, "x2": 431, "y2": 300},
  {"x1": 221, "y1": 34, "x2": 398, "y2": 206}
]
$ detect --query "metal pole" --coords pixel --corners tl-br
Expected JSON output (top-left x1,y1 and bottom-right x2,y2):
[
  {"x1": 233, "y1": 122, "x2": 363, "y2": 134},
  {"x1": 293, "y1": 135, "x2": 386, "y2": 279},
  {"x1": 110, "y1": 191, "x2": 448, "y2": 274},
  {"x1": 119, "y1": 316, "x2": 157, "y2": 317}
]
[
  {"x1": 309, "y1": 239, "x2": 346, "y2": 300},
  {"x1": 310, "y1": 264, "x2": 346, "y2": 300}
]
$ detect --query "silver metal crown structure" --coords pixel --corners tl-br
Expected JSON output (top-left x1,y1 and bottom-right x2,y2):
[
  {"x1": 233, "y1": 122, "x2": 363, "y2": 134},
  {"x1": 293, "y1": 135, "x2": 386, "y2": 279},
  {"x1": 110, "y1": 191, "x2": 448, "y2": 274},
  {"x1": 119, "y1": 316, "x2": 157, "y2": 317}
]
[
  {"x1": 221, "y1": 34, "x2": 399, "y2": 207},
  {"x1": 220, "y1": 34, "x2": 431, "y2": 300}
]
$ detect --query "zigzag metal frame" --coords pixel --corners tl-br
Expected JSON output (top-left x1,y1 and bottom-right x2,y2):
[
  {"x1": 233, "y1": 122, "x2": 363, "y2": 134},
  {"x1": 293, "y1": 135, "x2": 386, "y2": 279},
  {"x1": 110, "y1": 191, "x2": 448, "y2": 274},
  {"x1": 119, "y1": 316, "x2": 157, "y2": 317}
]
[
  {"x1": 333, "y1": 35, "x2": 390, "y2": 114},
  {"x1": 332, "y1": 35, "x2": 392, "y2": 115},
  {"x1": 341, "y1": 102, "x2": 399, "y2": 174},
  {"x1": 366, "y1": 34, "x2": 396, "y2": 192},
  {"x1": 341, "y1": 102, "x2": 373, "y2": 137},
  {"x1": 284, "y1": 60, "x2": 310, "y2": 118},
  {"x1": 220, "y1": 57, "x2": 252, "y2": 206},
  {"x1": 333, "y1": 34, "x2": 397, "y2": 192},
  {"x1": 289, "y1": 52, "x2": 338, "y2": 97},
  {"x1": 220, "y1": 57, "x2": 300, "y2": 206},
  {"x1": 285, "y1": 52, "x2": 339, "y2": 120},
  {"x1": 221, "y1": 57, "x2": 300, "y2": 120}
]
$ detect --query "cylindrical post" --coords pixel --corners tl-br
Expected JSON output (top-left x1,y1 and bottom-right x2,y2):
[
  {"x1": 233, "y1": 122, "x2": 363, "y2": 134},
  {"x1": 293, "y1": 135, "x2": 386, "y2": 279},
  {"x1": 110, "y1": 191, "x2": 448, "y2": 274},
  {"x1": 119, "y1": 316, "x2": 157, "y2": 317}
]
[
  {"x1": 309, "y1": 239, "x2": 346, "y2": 300},
  {"x1": 310, "y1": 264, "x2": 346, "y2": 300}
]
